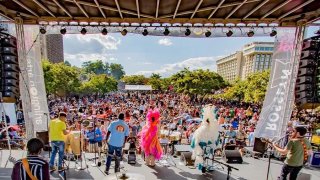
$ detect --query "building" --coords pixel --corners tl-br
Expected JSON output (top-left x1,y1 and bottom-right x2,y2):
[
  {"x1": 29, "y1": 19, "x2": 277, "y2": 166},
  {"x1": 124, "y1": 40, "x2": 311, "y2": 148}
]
[
  {"x1": 216, "y1": 51, "x2": 243, "y2": 82},
  {"x1": 40, "y1": 34, "x2": 64, "y2": 63},
  {"x1": 216, "y1": 42, "x2": 274, "y2": 82}
]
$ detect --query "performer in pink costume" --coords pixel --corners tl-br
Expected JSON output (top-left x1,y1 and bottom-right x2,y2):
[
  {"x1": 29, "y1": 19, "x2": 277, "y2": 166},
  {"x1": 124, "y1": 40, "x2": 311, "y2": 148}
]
[{"x1": 139, "y1": 107, "x2": 163, "y2": 166}]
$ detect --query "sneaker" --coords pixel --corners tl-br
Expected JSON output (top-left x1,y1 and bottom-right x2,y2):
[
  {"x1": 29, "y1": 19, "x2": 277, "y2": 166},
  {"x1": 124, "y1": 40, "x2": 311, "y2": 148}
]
[
  {"x1": 58, "y1": 167, "x2": 65, "y2": 172},
  {"x1": 49, "y1": 166, "x2": 56, "y2": 172},
  {"x1": 104, "y1": 170, "x2": 109, "y2": 175}
]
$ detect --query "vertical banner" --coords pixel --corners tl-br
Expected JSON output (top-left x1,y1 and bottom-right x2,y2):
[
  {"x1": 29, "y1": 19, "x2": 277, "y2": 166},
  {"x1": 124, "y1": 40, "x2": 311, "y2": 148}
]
[
  {"x1": 254, "y1": 27, "x2": 300, "y2": 140},
  {"x1": 23, "y1": 25, "x2": 49, "y2": 132}
]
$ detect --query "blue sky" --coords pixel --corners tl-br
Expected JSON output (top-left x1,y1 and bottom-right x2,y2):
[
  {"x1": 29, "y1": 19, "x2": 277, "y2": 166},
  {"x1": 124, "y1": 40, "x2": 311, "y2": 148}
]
[{"x1": 63, "y1": 26, "x2": 319, "y2": 77}]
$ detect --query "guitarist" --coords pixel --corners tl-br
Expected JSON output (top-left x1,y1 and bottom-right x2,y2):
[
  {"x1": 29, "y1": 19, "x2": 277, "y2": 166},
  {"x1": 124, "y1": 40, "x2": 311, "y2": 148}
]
[
  {"x1": 11, "y1": 138, "x2": 50, "y2": 180},
  {"x1": 272, "y1": 126, "x2": 312, "y2": 180}
]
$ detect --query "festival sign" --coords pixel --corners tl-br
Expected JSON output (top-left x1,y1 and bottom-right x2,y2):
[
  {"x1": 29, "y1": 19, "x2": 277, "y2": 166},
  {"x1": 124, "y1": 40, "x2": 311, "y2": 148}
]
[
  {"x1": 254, "y1": 27, "x2": 298, "y2": 140},
  {"x1": 23, "y1": 25, "x2": 50, "y2": 132}
]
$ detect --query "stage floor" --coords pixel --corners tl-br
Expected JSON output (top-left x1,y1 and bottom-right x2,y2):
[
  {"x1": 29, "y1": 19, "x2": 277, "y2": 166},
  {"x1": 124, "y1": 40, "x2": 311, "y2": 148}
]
[{"x1": 0, "y1": 150, "x2": 319, "y2": 180}]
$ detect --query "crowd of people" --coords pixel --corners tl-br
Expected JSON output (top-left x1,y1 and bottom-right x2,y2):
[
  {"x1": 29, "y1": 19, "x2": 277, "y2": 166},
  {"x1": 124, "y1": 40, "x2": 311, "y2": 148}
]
[{"x1": 2, "y1": 92, "x2": 320, "y2": 180}]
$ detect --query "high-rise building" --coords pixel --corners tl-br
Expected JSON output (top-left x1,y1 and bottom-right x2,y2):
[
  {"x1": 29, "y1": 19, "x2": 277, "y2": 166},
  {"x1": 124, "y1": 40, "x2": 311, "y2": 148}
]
[
  {"x1": 216, "y1": 42, "x2": 274, "y2": 82},
  {"x1": 216, "y1": 51, "x2": 243, "y2": 82},
  {"x1": 40, "y1": 34, "x2": 64, "y2": 63}
]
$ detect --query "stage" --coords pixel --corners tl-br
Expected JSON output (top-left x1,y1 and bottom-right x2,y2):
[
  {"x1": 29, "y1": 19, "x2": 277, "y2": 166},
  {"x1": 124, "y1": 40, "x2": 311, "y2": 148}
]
[{"x1": 0, "y1": 150, "x2": 319, "y2": 180}]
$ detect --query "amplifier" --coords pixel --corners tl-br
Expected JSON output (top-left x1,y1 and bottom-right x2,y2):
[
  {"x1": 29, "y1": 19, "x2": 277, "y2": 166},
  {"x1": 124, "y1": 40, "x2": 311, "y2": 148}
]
[{"x1": 309, "y1": 152, "x2": 320, "y2": 167}]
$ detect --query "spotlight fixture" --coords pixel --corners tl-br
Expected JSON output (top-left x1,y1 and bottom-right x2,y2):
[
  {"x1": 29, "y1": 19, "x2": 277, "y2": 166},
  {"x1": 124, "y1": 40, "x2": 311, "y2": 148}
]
[
  {"x1": 39, "y1": 26, "x2": 46, "y2": 34},
  {"x1": 247, "y1": 30, "x2": 254, "y2": 37},
  {"x1": 60, "y1": 28, "x2": 67, "y2": 35},
  {"x1": 101, "y1": 28, "x2": 108, "y2": 35},
  {"x1": 80, "y1": 27, "x2": 87, "y2": 35},
  {"x1": 142, "y1": 29, "x2": 148, "y2": 36},
  {"x1": 163, "y1": 28, "x2": 170, "y2": 36},
  {"x1": 205, "y1": 31, "x2": 211, "y2": 37},
  {"x1": 185, "y1": 28, "x2": 191, "y2": 36},
  {"x1": 270, "y1": 29, "x2": 277, "y2": 37},
  {"x1": 226, "y1": 29, "x2": 233, "y2": 37},
  {"x1": 121, "y1": 29, "x2": 128, "y2": 36}
]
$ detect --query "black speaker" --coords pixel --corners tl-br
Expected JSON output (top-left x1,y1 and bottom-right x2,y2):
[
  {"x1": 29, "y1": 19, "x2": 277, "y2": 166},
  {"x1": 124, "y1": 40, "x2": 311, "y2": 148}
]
[
  {"x1": 253, "y1": 138, "x2": 267, "y2": 154},
  {"x1": 223, "y1": 150, "x2": 243, "y2": 164}
]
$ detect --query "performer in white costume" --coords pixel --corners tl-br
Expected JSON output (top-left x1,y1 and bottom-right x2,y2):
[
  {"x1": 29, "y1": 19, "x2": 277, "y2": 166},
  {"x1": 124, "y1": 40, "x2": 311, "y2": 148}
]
[{"x1": 191, "y1": 104, "x2": 219, "y2": 170}]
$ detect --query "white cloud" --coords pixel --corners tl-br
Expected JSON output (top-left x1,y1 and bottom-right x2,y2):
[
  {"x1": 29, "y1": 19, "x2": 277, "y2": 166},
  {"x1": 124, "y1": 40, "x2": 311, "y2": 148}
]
[
  {"x1": 68, "y1": 34, "x2": 121, "y2": 51},
  {"x1": 64, "y1": 53, "x2": 116, "y2": 67},
  {"x1": 135, "y1": 56, "x2": 218, "y2": 77},
  {"x1": 158, "y1": 38, "x2": 173, "y2": 46}
]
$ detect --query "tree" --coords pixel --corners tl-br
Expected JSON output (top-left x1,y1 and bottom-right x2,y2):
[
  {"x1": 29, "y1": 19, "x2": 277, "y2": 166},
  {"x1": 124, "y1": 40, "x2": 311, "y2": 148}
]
[
  {"x1": 64, "y1": 60, "x2": 71, "y2": 66},
  {"x1": 80, "y1": 74, "x2": 117, "y2": 94},
  {"x1": 170, "y1": 68, "x2": 227, "y2": 95},
  {"x1": 217, "y1": 70, "x2": 271, "y2": 103},
  {"x1": 110, "y1": 63, "x2": 125, "y2": 80},
  {"x1": 121, "y1": 75, "x2": 149, "y2": 85},
  {"x1": 42, "y1": 60, "x2": 81, "y2": 96},
  {"x1": 148, "y1": 73, "x2": 163, "y2": 90},
  {"x1": 82, "y1": 60, "x2": 107, "y2": 74}
]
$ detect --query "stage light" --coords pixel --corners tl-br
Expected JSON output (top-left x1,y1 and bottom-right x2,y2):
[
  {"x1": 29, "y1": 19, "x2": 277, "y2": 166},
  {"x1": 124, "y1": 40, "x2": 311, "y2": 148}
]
[
  {"x1": 142, "y1": 29, "x2": 148, "y2": 36},
  {"x1": 101, "y1": 28, "x2": 108, "y2": 35},
  {"x1": 121, "y1": 29, "x2": 128, "y2": 36},
  {"x1": 226, "y1": 30, "x2": 233, "y2": 37},
  {"x1": 247, "y1": 30, "x2": 254, "y2": 37},
  {"x1": 270, "y1": 29, "x2": 277, "y2": 37},
  {"x1": 40, "y1": 26, "x2": 46, "y2": 34},
  {"x1": 80, "y1": 27, "x2": 87, "y2": 35},
  {"x1": 163, "y1": 28, "x2": 170, "y2": 36},
  {"x1": 185, "y1": 28, "x2": 191, "y2": 36},
  {"x1": 205, "y1": 31, "x2": 211, "y2": 37},
  {"x1": 60, "y1": 28, "x2": 67, "y2": 35}
]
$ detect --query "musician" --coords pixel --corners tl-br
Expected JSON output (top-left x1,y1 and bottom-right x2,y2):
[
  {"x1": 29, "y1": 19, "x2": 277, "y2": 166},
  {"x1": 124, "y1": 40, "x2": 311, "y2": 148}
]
[
  {"x1": 49, "y1": 112, "x2": 69, "y2": 172},
  {"x1": 272, "y1": 126, "x2": 312, "y2": 180},
  {"x1": 105, "y1": 113, "x2": 129, "y2": 175}
]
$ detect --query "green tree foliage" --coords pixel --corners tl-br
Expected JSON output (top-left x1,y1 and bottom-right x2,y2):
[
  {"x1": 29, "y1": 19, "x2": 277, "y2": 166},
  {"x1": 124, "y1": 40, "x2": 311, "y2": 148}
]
[
  {"x1": 109, "y1": 63, "x2": 125, "y2": 80},
  {"x1": 121, "y1": 75, "x2": 149, "y2": 85},
  {"x1": 80, "y1": 74, "x2": 117, "y2": 94},
  {"x1": 42, "y1": 60, "x2": 81, "y2": 96},
  {"x1": 82, "y1": 60, "x2": 107, "y2": 74},
  {"x1": 64, "y1": 60, "x2": 71, "y2": 66},
  {"x1": 147, "y1": 73, "x2": 163, "y2": 90},
  {"x1": 170, "y1": 68, "x2": 227, "y2": 95},
  {"x1": 218, "y1": 70, "x2": 270, "y2": 103}
]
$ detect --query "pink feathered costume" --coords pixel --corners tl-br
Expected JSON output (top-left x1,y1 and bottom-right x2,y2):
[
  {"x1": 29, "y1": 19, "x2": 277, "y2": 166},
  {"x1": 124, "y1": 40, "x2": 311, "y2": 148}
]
[{"x1": 139, "y1": 108, "x2": 163, "y2": 160}]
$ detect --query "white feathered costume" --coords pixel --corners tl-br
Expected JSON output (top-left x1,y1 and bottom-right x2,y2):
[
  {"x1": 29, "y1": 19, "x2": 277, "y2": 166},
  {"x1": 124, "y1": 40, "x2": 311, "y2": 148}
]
[{"x1": 191, "y1": 104, "x2": 219, "y2": 168}]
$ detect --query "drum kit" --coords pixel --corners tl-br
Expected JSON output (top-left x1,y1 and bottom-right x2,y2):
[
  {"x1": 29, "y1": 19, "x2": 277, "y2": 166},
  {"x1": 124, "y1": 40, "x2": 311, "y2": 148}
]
[{"x1": 159, "y1": 130, "x2": 181, "y2": 166}]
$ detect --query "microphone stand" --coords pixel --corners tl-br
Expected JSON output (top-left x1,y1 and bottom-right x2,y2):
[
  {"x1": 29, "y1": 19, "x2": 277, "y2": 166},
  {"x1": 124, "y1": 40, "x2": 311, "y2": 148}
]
[
  {"x1": 212, "y1": 159, "x2": 238, "y2": 180},
  {"x1": 77, "y1": 121, "x2": 87, "y2": 170}
]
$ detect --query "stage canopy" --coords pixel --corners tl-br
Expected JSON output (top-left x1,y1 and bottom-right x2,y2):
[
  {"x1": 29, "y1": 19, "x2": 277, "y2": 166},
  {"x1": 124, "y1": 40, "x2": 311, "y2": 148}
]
[{"x1": 0, "y1": 0, "x2": 319, "y2": 27}]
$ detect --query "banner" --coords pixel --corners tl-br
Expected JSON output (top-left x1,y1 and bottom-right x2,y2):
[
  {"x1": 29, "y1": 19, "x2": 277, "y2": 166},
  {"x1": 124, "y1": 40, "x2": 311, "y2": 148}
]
[
  {"x1": 125, "y1": 85, "x2": 153, "y2": 91},
  {"x1": 23, "y1": 25, "x2": 49, "y2": 132},
  {"x1": 254, "y1": 28, "x2": 299, "y2": 140}
]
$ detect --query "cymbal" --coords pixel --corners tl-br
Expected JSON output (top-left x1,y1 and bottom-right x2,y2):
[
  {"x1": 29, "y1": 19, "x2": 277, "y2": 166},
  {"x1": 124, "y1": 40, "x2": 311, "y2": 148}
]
[{"x1": 103, "y1": 173, "x2": 145, "y2": 180}]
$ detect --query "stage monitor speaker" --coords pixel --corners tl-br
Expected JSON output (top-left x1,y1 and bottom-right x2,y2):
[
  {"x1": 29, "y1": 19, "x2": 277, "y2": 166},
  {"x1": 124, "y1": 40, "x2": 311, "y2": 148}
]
[
  {"x1": 180, "y1": 152, "x2": 194, "y2": 166},
  {"x1": 223, "y1": 150, "x2": 243, "y2": 164},
  {"x1": 253, "y1": 138, "x2": 267, "y2": 154},
  {"x1": 36, "y1": 131, "x2": 49, "y2": 151}
]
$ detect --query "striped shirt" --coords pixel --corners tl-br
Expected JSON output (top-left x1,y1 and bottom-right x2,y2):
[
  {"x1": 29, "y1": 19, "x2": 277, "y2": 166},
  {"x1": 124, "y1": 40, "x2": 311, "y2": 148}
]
[{"x1": 11, "y1": 155, "x2": 50, "y2": 180}]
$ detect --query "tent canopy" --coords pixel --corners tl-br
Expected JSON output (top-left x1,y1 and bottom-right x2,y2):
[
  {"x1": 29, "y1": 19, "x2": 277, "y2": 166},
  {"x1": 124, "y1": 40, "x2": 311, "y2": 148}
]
[
  {"x1": 125, "y1": 85, "x2": 152, "y2": 91},
  {"x1": 0, "y1": 0, "x2": 319, "y2": 27}
]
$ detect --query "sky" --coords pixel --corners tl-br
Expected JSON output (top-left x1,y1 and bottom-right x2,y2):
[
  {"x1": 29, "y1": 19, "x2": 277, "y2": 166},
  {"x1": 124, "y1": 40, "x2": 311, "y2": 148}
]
[{"x1": 63, "y1": 26, "x2": 319, "y2": 77}]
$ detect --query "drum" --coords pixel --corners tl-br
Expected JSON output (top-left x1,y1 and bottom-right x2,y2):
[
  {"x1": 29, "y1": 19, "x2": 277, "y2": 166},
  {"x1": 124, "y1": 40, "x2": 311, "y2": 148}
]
[
  {"x1": 65, "y1": 131, "x2": 82, "y2": 155},
  {"x1": 169, "y1": 131, "x2": 181, "y2": 141},
  {"x1": 160, "y1": 130, "x2": 169, "y2": 139}
]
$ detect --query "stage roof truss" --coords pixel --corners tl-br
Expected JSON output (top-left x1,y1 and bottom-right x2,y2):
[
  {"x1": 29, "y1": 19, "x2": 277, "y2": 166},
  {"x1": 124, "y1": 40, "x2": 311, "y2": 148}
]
[{"x1": 0, "y1": 0, "x2": 319, "y2": 27}]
